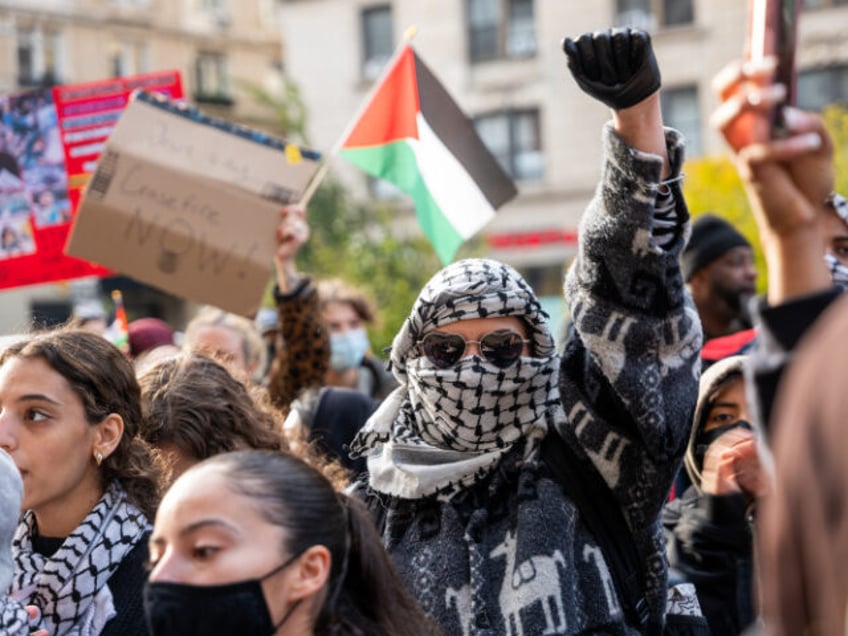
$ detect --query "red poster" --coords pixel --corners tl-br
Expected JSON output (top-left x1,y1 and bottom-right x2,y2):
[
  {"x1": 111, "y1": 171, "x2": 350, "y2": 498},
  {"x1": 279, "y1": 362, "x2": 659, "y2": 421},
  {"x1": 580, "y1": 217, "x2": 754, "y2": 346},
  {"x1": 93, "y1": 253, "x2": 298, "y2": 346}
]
[{"x1": 0, "y1": 70, "x2": 183, "y2": 290}]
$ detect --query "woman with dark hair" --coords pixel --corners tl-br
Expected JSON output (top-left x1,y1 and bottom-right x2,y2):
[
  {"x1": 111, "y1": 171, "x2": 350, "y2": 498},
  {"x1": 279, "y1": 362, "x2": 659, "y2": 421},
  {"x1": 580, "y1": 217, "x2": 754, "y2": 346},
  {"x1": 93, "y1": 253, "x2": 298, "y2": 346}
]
[
  {"x1": 137, "y1": 351, "x2": 345, "y2": 487},
  {"x1": 138, "y1": 351, "x2": 288, "y2": 480},
  {"x1": 0, "y1": 328, "x2": 162, "y2": 636},
  {"x1": 144, "y1": 450, "x2": 438, "y2": 636}
]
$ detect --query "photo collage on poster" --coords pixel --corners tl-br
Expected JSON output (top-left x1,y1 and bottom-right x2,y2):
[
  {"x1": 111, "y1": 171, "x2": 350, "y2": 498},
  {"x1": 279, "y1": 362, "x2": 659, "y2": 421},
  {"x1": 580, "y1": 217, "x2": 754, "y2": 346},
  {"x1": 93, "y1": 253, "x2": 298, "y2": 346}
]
[
  {"x1": 0, "y1": 71, "x2": 183, "y2": 287},
  {"x1": 0, "y1": 88, "x2": 68, "y2": 260}
]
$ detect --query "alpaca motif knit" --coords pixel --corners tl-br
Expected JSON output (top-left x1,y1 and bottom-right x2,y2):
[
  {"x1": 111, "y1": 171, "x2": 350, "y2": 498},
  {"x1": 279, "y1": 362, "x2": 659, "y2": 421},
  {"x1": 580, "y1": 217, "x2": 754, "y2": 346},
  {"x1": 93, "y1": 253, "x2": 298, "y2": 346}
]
[{"x1": 352, "y1": 124, "x2": 702, "y2": 635}]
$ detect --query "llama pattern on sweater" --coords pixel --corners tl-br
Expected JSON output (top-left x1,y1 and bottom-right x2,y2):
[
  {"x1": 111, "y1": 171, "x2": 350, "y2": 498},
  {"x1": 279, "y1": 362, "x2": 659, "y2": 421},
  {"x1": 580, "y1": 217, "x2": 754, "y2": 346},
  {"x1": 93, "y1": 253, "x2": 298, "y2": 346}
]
[{"x1": 356, "y1": 126, "x2": 701, "y2": 635}]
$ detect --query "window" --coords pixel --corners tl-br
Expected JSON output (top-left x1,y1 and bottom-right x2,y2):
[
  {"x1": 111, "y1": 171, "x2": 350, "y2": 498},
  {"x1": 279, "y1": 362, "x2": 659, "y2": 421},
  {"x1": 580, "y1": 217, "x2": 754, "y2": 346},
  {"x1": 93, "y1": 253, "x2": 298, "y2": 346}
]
[
  {"x1": 467, "y1": 0, "x2": 536, "y2": 64},
  {"x1": 474, "y1": 109, "x2": 543, "y2": 180},
  {"x1": 361, "y1": 5, "x2": 393, "y2": 81},
  {"x1": 614, "y1": 0, "x2": 693, "y2": 30},
  {"x1": 798, "y1": 66, "x2": 848, "y2": 111},
  {"x1": 16, "y1": 27, "x2": 63, "y2": 88},
  {"x1": 110, "y1": 42, "x2": 149, "y2": 78},
  {"x1": 801, "y1": 0, "x2": 848, "y2": 8},
  {"x1": 194, "y1": 52, "x2": 232, "y2": 105},
  {"x1": 198, "y1": 0, "x2": 230, "y2": 28},
  {"x1": 662, "y1": 0, "x2": 694, "y2": 25},
  {"x1": 661, "y1": 86, "x2": 701, "y2": 156}
]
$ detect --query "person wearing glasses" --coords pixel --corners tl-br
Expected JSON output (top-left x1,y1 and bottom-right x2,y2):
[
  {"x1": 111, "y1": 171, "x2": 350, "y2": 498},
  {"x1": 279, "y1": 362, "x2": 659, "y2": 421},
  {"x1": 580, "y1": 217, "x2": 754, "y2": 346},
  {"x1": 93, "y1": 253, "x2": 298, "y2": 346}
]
[{"x1": 348, "y1": 28, "x2": 703, "y2": 636}]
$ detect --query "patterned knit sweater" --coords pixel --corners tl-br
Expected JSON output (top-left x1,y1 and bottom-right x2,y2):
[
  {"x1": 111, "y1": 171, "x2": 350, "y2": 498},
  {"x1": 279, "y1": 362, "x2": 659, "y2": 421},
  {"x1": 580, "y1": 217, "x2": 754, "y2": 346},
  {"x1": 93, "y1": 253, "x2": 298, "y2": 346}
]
[{"x1": 354, "y1": 125, "x2": 702, "y2": 636}]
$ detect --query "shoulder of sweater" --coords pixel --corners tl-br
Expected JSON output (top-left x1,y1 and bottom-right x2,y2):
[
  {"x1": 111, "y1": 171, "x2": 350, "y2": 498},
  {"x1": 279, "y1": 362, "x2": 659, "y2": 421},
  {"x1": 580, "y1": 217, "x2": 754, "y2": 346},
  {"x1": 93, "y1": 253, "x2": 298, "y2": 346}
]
[{"x1": 102, "y1": 536, "x2": 151, "y2": 636}]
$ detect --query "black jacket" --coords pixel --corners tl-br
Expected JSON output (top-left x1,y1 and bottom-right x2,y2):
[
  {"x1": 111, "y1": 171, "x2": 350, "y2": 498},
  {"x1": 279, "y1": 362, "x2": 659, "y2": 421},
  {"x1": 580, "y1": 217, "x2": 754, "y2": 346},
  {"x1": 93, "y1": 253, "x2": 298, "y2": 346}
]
[{"x1": 664, "y1": 488, "x2": 754, "y2": 635}]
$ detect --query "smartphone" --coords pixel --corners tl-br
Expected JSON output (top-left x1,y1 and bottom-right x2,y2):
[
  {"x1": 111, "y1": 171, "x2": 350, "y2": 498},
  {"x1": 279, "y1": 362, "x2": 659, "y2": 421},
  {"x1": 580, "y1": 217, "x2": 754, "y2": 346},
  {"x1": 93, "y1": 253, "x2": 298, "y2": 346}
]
[{"x1": 745, "y1": 0, "x2": 801, "y2": 136}]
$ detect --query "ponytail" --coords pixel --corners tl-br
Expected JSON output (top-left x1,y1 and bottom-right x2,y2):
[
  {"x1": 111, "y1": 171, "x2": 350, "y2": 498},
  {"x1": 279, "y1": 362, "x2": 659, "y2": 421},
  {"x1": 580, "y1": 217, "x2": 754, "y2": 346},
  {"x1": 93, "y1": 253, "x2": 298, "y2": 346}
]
[
  {"x1": 317, "y1": 494, "x2": 438, "y2": 636},
  {"x1": 206, "y1": 451, "x2": 436, "y2": 636}
]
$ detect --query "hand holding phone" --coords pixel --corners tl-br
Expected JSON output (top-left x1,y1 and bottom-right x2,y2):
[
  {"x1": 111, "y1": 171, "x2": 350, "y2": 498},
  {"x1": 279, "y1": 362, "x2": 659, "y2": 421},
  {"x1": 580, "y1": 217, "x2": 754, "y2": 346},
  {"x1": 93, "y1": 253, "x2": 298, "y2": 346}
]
[{"x1": 746, "y1": 0, "x2": 800, "y2": 137}]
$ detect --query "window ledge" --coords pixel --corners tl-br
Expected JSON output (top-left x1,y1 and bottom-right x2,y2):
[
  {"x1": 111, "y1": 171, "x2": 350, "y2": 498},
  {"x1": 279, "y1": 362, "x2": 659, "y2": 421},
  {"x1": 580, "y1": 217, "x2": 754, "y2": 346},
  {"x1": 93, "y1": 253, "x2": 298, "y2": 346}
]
[
  {"x1": 651, "y1": 23, "x2": 707, "y2": 41},
  {"x1": 470, "y1": 52, "x2": 538, "y2": 67},
  {"x1": 194, "y1": 93, "x2": 235, "y2": 107}
]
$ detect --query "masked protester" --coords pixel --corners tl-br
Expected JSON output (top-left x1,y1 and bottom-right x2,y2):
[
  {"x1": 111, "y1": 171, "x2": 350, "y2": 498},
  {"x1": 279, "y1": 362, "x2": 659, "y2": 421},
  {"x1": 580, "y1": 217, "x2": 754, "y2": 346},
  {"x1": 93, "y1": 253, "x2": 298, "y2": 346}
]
[
  {"x1": 317, "y1": 279, "x2": 397, "y2": 401},
  {"x1": 348, "y1": 29, "x2": 706, "y2": 635},
  {"x1": 822, "y1": 192, "x2": 848, "y2": 288},
  {"x1": 265, "y1": 206, "x2": 386, "y2": 476},
  {"x1": 664, "y1": 356, "x2": 766, "y2": 635},
  {"x1": 144, "y1": 450, "x2": 437, "y2": 636}
]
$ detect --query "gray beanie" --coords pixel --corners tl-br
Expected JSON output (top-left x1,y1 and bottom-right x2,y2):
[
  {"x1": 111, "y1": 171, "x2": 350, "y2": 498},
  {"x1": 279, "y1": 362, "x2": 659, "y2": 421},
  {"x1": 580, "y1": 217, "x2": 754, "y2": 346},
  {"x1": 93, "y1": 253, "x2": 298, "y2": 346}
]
[{"x1": 0, "y1": 449, "x2": 23, "y2": 591}]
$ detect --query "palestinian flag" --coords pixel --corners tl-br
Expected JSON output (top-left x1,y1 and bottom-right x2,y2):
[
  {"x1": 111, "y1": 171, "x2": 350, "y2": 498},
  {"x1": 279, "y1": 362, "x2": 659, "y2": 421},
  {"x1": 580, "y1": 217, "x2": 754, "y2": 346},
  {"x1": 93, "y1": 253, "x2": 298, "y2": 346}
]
[{"x1": 340, "y1": 45, "x2": 517, "y2": 264}]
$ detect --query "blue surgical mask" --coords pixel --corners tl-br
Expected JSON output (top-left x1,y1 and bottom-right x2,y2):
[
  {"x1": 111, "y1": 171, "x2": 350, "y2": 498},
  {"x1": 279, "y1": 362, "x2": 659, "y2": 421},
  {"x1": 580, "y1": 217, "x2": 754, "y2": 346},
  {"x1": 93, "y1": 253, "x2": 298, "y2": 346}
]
[{"x1": 329, "y1": 328, "x2": 370, "y2": 371}]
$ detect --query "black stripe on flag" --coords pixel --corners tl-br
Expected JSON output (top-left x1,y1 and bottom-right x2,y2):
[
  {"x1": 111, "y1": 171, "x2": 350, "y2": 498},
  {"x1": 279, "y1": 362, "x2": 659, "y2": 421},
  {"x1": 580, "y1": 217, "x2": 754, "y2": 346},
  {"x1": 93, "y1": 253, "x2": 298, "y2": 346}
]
[{"x1": 413, "y1": 53, "x2": 518, "y2": 210}]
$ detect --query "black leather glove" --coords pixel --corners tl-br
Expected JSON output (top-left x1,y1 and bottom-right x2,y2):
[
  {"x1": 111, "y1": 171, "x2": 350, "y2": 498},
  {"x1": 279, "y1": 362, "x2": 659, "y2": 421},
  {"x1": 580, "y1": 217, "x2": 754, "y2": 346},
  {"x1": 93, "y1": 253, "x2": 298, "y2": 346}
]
[{"x1": 563, "y1": 28, "x2": 661, "y2": 110}]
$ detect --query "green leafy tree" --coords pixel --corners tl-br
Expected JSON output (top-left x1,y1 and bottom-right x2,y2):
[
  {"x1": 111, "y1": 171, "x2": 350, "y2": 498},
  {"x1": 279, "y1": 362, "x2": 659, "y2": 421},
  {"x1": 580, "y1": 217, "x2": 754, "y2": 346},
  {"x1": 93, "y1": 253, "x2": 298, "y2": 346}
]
[
  {"x1": 682, "y1": 104, "x2": 848, "y2": 294},
  {"x1": 296, "y1": 180, "x2": 447, "y2": 351},
  {"x1": 681, "y1": 152, "x2": 767, "y2": 293}
]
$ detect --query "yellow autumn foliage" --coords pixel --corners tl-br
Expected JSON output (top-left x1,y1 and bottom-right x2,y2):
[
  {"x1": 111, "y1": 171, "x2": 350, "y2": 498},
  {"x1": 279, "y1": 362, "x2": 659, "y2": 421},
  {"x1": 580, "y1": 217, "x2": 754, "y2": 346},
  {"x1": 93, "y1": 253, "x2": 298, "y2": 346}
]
[{"x1": 682, "y1": 104, "x2": 848, "y2": 294}]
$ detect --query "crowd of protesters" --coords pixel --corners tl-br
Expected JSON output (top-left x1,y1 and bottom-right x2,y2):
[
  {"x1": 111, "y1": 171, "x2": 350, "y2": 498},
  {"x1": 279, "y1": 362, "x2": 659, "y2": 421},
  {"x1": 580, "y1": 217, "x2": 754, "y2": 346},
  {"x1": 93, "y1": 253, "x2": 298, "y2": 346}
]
[{"x1": 0, "y1": 24, "x2": 846, "y2": 636}]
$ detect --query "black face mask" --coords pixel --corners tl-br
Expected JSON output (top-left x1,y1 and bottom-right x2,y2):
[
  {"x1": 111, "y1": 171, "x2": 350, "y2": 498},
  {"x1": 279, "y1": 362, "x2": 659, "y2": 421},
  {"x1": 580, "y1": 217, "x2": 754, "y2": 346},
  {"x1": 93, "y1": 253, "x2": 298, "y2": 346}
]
[
  {"x1": 694, "y1": 419, "x2": 754, "y2": 471},
  {"x1": 144, "y1": 552, "x2": 301, "y2": 636}
]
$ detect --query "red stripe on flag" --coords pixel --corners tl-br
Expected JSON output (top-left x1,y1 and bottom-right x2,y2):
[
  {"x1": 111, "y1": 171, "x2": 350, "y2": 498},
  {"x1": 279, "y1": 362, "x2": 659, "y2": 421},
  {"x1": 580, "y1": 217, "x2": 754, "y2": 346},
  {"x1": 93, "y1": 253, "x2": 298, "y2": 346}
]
[{"x1": 343, "y1": 46, "x2": 420, "y2": 148}]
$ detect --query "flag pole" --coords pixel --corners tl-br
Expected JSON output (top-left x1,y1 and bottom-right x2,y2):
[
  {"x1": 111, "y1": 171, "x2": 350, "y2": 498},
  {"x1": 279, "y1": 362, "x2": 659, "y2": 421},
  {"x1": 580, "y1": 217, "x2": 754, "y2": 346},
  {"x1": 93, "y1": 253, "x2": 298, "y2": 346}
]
[{"x1": 298, "y1": 25, "x2": 418, "y2": 207}]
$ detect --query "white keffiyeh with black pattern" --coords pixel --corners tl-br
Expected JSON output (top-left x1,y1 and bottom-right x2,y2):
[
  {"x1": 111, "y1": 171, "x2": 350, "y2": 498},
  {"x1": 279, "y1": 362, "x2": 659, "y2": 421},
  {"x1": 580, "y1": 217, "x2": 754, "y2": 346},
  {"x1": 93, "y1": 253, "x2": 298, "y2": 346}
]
[
  {"x1": 349, "y1": 258, "x2": 565, "y2": 500},
  {"x1": 9, "y1": 481, "x2": 149, "y2": 636},
  {"x1": 0, "y1": 604, "x2": 30, "y2": 635},
  {"x1": 826, "y1": 192, "x2": 848, "y2": 288}
]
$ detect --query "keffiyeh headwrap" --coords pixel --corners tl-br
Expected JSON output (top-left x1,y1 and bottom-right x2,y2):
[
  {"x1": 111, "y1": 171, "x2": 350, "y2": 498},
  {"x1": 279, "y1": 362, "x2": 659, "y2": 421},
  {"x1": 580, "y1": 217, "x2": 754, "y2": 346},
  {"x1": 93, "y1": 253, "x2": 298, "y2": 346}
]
[
  {"x1": 825, "y1": 192, "x2": 848, "y2": 288},
  {"x1": 10, "y1": 481, "x2": 150, "y2": 636},
  {"x1": 349, "y1": 258, "x2": 565, "y2": 500}
]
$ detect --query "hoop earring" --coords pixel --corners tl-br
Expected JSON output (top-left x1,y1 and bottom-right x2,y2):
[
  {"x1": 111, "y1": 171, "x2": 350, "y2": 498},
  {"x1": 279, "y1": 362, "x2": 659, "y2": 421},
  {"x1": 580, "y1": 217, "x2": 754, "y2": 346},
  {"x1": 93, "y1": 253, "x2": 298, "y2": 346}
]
[{"x1": 94, "y1": 450, "x2": 103, "y2": 466}]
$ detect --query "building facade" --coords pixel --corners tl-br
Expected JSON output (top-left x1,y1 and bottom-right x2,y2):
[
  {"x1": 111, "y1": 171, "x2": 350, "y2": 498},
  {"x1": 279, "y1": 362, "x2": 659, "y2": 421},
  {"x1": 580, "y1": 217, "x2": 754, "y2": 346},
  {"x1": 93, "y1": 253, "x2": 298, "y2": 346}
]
[
  {"x1": 277, "y1": 0, "x2": 848, "y2": 315},
  {"x1": 0, "y1": 0, "x2": 846, "y2": 333},
  {"x1": 0, "y1": 0, "x2": 284, "y2": 332}
]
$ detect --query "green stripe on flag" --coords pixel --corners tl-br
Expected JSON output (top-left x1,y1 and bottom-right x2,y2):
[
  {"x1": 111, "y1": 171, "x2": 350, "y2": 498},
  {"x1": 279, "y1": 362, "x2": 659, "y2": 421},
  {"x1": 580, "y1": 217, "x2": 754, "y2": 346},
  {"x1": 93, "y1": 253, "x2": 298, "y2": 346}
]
[{"x1": 341, "y1": 141, "x2": 464, "y2": 264}]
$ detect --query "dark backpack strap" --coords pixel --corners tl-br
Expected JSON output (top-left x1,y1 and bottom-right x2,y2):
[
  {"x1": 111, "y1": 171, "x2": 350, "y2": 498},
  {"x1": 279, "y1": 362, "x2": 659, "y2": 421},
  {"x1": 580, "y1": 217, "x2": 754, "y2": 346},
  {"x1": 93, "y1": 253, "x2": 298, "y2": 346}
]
[{"x1": 541, "y1": 433, "x2": 661, "y2": 635}]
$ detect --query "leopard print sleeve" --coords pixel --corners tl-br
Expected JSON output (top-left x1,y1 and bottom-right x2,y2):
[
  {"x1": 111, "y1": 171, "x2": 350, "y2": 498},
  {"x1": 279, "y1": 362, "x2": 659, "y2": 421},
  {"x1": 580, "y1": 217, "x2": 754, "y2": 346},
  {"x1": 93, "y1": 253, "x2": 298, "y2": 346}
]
[{"x1": 266, "y1": 278, "x2": 330, "y2": 411}]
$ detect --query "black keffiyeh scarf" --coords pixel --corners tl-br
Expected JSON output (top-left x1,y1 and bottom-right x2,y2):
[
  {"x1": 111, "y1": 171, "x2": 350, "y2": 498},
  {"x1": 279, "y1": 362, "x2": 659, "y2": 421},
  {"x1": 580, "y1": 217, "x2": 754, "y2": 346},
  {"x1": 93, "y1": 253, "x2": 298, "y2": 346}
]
[
  {"x1": 349, "y1": 258, "x2": 565, "y2": 500},
  {"x1": 10, "y1": 481, "x2": 150, "y2": 636}
]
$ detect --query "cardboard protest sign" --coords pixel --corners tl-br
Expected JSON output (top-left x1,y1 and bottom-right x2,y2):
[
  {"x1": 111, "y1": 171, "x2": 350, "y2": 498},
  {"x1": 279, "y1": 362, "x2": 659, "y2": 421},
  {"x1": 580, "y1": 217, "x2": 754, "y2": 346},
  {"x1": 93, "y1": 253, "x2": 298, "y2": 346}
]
[
  {"x1": 66, "y1": 91, "x2": 322, "y2": 317},
  {"x1": 0, "y1": 70, "x2": 183, "y2": 290}
]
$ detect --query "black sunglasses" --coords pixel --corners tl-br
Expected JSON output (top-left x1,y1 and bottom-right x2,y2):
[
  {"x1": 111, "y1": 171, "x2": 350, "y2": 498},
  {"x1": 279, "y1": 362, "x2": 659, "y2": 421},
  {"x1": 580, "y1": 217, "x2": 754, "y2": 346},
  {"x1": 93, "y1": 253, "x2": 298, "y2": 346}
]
[{"x1": 419, "y1": 330, "x2": 530, "y2": 369}]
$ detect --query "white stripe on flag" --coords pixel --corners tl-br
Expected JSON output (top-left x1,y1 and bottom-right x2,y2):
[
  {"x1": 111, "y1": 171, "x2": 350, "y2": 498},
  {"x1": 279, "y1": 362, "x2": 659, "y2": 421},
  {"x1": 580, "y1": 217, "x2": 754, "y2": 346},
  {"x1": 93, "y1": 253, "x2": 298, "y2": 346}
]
[{"x1": 410, "y1": 113, "x2": 497, "y2": 240}]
